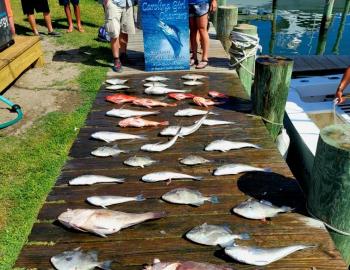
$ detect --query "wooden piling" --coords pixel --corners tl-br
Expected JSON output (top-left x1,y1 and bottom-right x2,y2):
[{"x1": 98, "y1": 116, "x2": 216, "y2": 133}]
[
  {"x1": 269, "y1": 0, "x2": 277, "y2": 55},
  {"x1": 316, "y1": 0, "x2": 335, "y2": 55},
  {"x1": 332, "y1": 0, "x2": 350, "y2": 54},
  {"x1": 307, "y1": 124, "x2": 350, "y2": 264},
  {"x1": 216, "y1": 5, "x2": 238, "y2": 51},
  {"x1": 229, "y1": 24, "x2": 258, "y2": 96},
  {"x1": 252, "y1": 56, "x2": 293, "y2": 141},
  {"x1": 212, "y1": 0, "x2": 227, "y2": 29}
]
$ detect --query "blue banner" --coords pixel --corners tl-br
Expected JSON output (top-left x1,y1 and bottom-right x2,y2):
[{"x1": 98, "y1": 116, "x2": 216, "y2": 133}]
[{"x1": 141, "y1": 0, "x2": 190, "y2": 71}]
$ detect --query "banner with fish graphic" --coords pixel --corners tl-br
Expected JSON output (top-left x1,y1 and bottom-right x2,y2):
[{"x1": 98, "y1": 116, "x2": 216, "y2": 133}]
[{"x1": 140, "y1": 0, "x2": 190, "y2": 71}]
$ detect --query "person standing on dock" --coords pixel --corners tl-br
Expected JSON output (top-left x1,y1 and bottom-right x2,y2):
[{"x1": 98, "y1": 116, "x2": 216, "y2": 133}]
[
  {"x1": 20, "y1": 0, "x2": 61, "y2": 36},
  {"x1": 189, "y1": 0, "x2": 217, "y2": 69},
  {"x1": 335, "y1": 66, "x2": 350, "y2": 104},
  {"x1": 4, "y1": 0, "x2": 15, "y2": 35},
  {"x1": 59, "y1": 0, "x2": 84, "y2": 33},
  {"x1": 102, "y1": 0, "x2": 135, "y2": 72}
]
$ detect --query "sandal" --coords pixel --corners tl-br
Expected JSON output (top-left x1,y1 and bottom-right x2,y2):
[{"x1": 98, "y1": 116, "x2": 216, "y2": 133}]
[
  {"x1": 196, "y1": 60, "x2": 208, "y2": 69},
  {"x1": 190, "y1": 58, "x2": 198, "y2": 66}
]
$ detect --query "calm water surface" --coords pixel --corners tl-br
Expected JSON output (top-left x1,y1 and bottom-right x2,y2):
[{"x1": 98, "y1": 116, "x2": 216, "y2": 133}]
[{"x1": 227, "y1": 0, "x2": 350, "y2": 55}]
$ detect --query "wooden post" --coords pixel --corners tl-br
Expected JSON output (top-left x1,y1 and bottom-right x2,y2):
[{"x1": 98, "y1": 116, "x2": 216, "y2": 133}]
[
  {"x1": 307, "y1": 124, "x2": 350, "y2": 264},
  {"x1": 216, "y1": 5, "x2": 238, "y2": 51},
  {"x1": 332, "y1": 0, "x2": 350, "y2": 54},
  {"x1": 308, "y1": 124, "x2": 350, "y2": 230},
  {"x1": 212, "y1": 0, "x2": 227, "y2": 30},
  {"x1": 252, "y1": 56, "x2": 293, "y2": 141},
  {"x1": 229, "y1": 24, "x2": 258, "y2": 96},
  {"x1": 269, "y1": 0, "x2": 277, "y2": 55},
  {"x1": 316, "y1": 0, "x2": 335, "y2": 55}
]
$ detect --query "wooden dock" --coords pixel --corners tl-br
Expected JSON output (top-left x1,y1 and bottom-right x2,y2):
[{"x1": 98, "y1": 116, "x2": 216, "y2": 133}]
[
  {"x1": 0, "y1": 36, "x2": 44, "y2": 92},
  {"x1": 15, "y1": 29, "x2": 347, "y2": 270}
]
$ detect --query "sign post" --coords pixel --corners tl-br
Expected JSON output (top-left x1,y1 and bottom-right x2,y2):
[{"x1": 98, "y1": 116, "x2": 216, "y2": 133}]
[{"x1": 141, "y1": 0, "x2": 190, "y2": 71}]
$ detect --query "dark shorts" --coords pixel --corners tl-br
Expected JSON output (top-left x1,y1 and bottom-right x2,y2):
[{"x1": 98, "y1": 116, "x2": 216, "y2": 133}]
[
  {"x1": 189, "y1": 2, "x2": 209, "y2": 17},
  {"x1": 59, "y1": 0, "x2": 80, "y2": 6},
  {"x1": 21, "y1": 0, "x2": 50, "y2": 15}
]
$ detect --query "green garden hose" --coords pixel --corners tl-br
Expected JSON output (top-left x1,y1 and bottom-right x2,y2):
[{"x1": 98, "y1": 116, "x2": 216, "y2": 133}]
[{"x1": 0, "y1": 95, "x2": 23, "y2": 129}]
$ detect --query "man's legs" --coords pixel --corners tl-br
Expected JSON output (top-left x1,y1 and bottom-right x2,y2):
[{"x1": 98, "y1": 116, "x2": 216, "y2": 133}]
[
  {"x1": 73, "y1": 4, "x2": 84, "y2": 32},
  {"x1": 189, "y1": 16, "x2": 198, "y2": 65},
  {"x1": 43, "y1": 12, "x2": 54, "y2": 32},
  {"x1": 27, "y1": 14, "x2": 39, "y2": 35},
  {"x1": 196, "y1": 14, "x2": 209, "y2": 62},
  {"x1": 64, "y1": 4, "x2": 74, "y2": 32},
  {"x1": 111, "y1": 37, "x2": 122, "y2": 72}
]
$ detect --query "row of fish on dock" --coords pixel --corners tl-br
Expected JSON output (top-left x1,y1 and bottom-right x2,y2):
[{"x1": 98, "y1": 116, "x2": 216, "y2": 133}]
[{"x1": 51, "y1": 74, "x2": 315, "y2": 270}]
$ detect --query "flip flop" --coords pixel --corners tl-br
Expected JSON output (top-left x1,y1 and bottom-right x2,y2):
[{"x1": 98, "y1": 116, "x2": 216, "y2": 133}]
[
  {"x1": 190, "y1": 58, "x2": 198, "y2": 66},
  {"x1": 196, "y1": 60, "x2": 208, "y2": 69}
]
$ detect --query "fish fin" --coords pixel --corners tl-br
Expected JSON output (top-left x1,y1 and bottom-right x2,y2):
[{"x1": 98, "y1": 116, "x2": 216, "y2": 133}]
[
  {"x1": 112, "y1": 144, "x2": 120, "y2": 150},
  {"x1": 100, "y1": 260, "x2": 113, "y2": 270},
  {"x1": 264, "y1": 168, "x2": 273, "y2": 173},
  {"x1": 238, "y1": 232, "x2": 250, "y2": 240},
  {"x1": 166, "y1": 179, "x2": 172, "y2": 185},
  {"x1": 160, "y1": 121, "x2": 169, "y2": 126},
  {"x1": 260, "y1": 200, "x2": 273, "y2": 206},
  {"x1": 136, "y1": 194, "x2": 146, "y2": 201},
  {"x1": 87, "y1": 250, "x2": 99, "y2": 260},
  {"x1": 93, "y1": 231, "x2": 108, "y2": 238},
  {"x1": 73, "y1": 247, "x2": 81, "y2": 251},
  {"x1": 152, "y1": 211, "x2": 167, "y2": 219},
  {"x1": 139, "y1": 135, "x2": 148, "y2": 140},
  {"x1": 221, "y1": 223, "x2": 232, "y2": 233},
  {"x1": 210, "y1": 195, "x2": 220, "y2": 204},
  {"x1": 191, "y1": 202, "x2": 203, "y2": 207},
  {"x1": 140, "y1": 165, "x2": 144, "y2": 168},
  {"x1": 101, "y1": 205, "x2": 107, "y2": 209}
]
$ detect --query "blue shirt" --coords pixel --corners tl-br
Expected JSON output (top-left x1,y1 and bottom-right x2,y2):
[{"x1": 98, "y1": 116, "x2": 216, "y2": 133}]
[
  {"x1": 112, "y1": 0, "x2": 133, "y2": 7},
  {"x1": 188, "y1": 0, "x2": 209, "y2": 5}
]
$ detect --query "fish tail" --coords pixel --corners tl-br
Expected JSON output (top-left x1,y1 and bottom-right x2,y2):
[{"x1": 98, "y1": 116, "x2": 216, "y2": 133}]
[
  {"x1": 281, "y1": 206, "x2": 294, "y2": 213},
  {"x1": 210, "y1": 195, "x2": 220, "y2": 204},
  {"x1": 194, "y1": 176, "x2": 203, "y2": 181},
  {"x1": 168, "y1": 103, "x2": 177, "y2": 107},
  {"x1": 151, "y1": 211, "x2": 167, "y2": 219},
  {"x1": 264, "y1": 168, "x2": 273, "y2": 173},
  {"x1": 160, "y1": 121, "x2": 169, "y2": 126},
  {"x1": 100, "y1": 260, "x2": 113, "y2": 270},
  {"x1": 138, "y1": 135, "x2": 148, "y2": 140},
  {"x1": 136, "y1": 194, "x2": 146, "y2": 201},
  {"x1": 238, "y1": 232, "x2": 250, "y2": 240}
]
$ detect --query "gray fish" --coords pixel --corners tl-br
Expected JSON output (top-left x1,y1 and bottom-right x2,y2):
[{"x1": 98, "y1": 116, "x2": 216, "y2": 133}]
[
  {"x1": 179, "y1": 155, "x2": 211, "y2": 166},
  {"x1": 58, "y1": 209, "x2": 166, "y2": 237},
  {"x1": 141, "y1": 128, "x2": 181, "y2": 152},
  {"x1": 200, "y1": 119, "x2": 236, "y2": 126},
  {"x1": 105, "y1": 78, "x2": 128, "y2": 85},
  {"x1": 51, "y1": 248, "x2": 112, "y2": 270},
  {"x1": 124, "y1": 156, "x2": 157, "y2": 168},
  {"x1": 87, "y1": 195, "x2": 145, "y2": 208},
  {"x1": 144, "y1": 258, "x2": 233, "y2": 270},
  {"x1": 186, "y1": 223, "x2": 250, "y2": 247},
  {"x1": 143, "y1": 82, "x2": 168, "y2": 87},
  {"x1": 69, "y1": 175, "x2": 125, "y2": 185},
  {"x1": 91, "y1": 131, "x2": 146, "y2": 143},
  {"x1": 141, "y1": 171, "x2": 202, "y2": 183},
  {"x1": 214, "y1": 164, "x2": 271, "y2": 176},
  {"x1": 205, "y1": 140, "x2": 260, "y2": 152},
  {"x1": 91, "y1": 145, "x2": 128, "y2": 157},
  {"x1": 233, "y1": 198, "x2": 293, "y2": 220},
  {"x1": 162, "y1": 188, "x2": 219, "y2": 206},
  {"x1": 105, "y1": 84, "x2": 130, "y2": 90},
  {"x1": 224, "y1": 245, "x2": 315, "y2": 266},
  {"x1": 174, "y1": 108, "x2": 218, "y2": 117},
  {"x1": 145, "y1": 76, "x2": 169, "y2": 82},
  {"x1": 106, "y1": 108, "x2": 160, "y2": 118},
  {"x1": 182, "y1": 74, "x2": 207, "y2": 80},
  {"x1": 183, "y1": 80, "x2": 203, "y2": 86}
]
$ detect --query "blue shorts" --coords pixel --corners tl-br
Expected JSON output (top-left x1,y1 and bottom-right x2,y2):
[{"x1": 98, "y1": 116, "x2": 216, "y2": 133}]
[
  {"x1": 189, "y1": 2, "x2": 209, "y2": 17},
  {"x1": 59, "y1": 0, "x2": 79, "y2": 6}
]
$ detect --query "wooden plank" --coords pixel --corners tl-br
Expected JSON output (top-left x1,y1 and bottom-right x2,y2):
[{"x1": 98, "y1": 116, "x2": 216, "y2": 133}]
[{"x1": 0, "y1": 36, "x2": 44, "y2": 91}]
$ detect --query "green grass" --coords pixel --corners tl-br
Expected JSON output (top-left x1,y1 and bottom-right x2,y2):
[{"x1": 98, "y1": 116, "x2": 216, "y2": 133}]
[{"x1": 0, "y1": 0, "x2": 111, "y2": 268}]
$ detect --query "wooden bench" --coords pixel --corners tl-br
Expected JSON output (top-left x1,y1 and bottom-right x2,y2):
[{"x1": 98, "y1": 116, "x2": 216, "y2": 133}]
[{"x1": 0, "y1": 35, "x2": 44, "y2": 92}]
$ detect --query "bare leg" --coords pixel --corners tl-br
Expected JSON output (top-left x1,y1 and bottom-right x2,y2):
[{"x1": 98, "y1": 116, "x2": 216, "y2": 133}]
[
  {"x1": 119, "y1": 33, "x2": 128, "y2": 54},
  {"x1": 196, "y1": 14, "x2": 209, "y2": 61},
  {"x1": 111, "y1": 37, "x2": 120, "y2": 58},
  {"x1": 27, "y1": 14, "x2": 39, "y2": 35},
  {"x1": 64, "y1": 4, "x2": 74, "y2": 32},
  {"x1": 8, "y1": 16, "x2": 15, "y2": 35},
  {"x1": 189, "y1": 16, "x2": 198, "y2": 64},
  {"x1": 73, "y1": 4, "x2": 84, "y2": 32},
  {"x1": 43, "y1": 12, "x2": 54, "y2": 33}
]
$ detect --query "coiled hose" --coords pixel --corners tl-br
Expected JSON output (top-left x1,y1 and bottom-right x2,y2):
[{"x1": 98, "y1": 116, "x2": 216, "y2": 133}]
[{"x1": 0, "y1": 95, "x2": 23, "y2": 129}]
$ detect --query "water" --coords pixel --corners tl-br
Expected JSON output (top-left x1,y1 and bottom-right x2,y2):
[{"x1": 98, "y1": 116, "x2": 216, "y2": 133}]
[{"x1": 228, "y1": 0, "x2": 350, "y2": 56}]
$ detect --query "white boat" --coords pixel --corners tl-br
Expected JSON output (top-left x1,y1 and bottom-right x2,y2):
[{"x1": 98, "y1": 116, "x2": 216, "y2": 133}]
[{"x1": 285, "y1": 74, "x2": 350, "y2": 181}]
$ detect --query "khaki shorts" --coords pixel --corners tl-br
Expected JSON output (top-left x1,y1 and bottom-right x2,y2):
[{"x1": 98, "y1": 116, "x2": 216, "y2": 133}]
[{"x1": 105, "y1": 1, "x2": 135, "y2": 39}]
